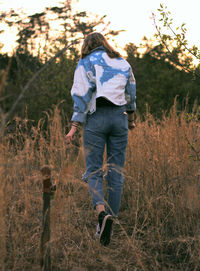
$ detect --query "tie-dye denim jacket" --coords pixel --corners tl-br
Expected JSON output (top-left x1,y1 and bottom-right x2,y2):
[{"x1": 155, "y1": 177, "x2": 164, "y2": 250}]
[{"x1": 71, "y1": 46, "x2": 136, "y2": 123}]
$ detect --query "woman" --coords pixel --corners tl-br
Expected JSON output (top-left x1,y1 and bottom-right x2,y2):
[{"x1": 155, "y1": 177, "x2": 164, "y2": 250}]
[{"x1": 66, "y1": 32, "x2": 136, "y2": 246}]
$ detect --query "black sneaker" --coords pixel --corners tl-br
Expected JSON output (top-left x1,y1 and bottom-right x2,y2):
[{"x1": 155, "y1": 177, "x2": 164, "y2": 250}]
[{"x1": 98, "y1": 211, "x2": 113, "y2": 246}]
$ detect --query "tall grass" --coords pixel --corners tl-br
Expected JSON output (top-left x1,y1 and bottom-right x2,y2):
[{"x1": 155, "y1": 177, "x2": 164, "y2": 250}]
[{"x1": 0, "y1": 104, "x2": 200, "y2": 271}]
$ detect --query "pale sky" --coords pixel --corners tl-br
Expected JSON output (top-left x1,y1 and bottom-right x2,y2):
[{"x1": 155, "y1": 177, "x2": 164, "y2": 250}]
[{"x1": 0, "y1": 0, "x2": 200, "y2": 54}]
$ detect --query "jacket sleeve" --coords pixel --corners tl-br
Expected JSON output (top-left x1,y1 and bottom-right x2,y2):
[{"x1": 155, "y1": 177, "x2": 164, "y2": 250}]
[
  {"x1": 125, "y1": 67, "x2": 136, "y2": 112},
  {"x1": 71, "y1": 59, "x2": 96, "y2": 123}
]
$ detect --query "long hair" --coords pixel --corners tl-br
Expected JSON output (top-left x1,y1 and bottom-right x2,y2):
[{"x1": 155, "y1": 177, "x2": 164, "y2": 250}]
[{"x1": 80, "y1": 32, "x2": 121, "y2": 59}]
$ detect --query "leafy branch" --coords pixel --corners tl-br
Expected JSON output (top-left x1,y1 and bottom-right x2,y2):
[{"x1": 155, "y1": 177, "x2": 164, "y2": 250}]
[{"x1": 152, "y1": 4, "x2": 200, "y2": 77}]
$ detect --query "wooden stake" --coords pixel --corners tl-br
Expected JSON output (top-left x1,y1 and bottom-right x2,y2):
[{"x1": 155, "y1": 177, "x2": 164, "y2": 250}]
[{"x1": 40, "y1": 165, "x2": 52, "y2": 271}]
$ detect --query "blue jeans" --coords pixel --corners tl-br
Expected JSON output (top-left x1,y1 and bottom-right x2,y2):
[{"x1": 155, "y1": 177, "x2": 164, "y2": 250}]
[{"x1": 83, "y1": 105, "x2": 128, "y2": 216}]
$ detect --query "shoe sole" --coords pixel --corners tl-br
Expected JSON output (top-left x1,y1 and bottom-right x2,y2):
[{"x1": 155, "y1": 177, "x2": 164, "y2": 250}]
[{"x1": 99, "y1": 215, "x2": 113, "y2": 246}]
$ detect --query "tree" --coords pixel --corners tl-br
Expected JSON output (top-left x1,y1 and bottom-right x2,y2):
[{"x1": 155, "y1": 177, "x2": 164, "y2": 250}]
[
  {"x1": 125, "y1": 40, "x2": 200, "y2": 118},
  {"x1": 0, "y1": 1, "x2": 122, "y2": 132},
  {"x1": 123, "y1": 5, "x2": 200, "y2": 117},
  {"x1": 0, "y1": 0, "x2": 121, "y2": 59}
]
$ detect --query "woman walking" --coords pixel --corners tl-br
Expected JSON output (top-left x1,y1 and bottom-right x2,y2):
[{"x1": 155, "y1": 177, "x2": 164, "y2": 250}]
[{"x1": 66, "y1": 32, "x2": 136, "y2": 246}]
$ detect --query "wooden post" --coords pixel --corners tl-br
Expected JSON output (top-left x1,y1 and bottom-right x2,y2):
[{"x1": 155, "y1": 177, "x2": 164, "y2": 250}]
[{"x1": 40, "y1": 165, "x2": 52, "y2": 271}]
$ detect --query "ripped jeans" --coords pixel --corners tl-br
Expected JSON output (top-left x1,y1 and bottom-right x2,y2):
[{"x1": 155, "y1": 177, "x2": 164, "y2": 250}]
[{"x1": 83, "y1": 105, "x2": 128, "y2": 216}]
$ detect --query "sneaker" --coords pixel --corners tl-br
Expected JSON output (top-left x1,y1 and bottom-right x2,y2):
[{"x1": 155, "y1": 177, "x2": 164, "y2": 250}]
[{"x1": 98, "y1": 211, "x2": 113, "y2": 246}]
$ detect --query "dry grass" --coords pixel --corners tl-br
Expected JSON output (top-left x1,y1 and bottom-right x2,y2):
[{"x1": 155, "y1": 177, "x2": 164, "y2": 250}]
[{"x1": 0, "y1": 104, "x2": 200, "y2": 271}]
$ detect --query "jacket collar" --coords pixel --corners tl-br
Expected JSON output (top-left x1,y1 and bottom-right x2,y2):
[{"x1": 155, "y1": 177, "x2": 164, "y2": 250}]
[{"x1": 91, "y1": 46, "x2": 105, "y2": 53}]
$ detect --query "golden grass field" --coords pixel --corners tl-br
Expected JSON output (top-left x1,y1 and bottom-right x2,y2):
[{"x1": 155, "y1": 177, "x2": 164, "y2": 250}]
[{"x1": 0, "y1": 104, "x2": 200, "y2": 271}]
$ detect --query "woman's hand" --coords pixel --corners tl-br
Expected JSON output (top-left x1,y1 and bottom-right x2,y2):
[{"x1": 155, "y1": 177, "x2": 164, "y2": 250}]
[
  {"x1": 65, "y1": 122, "x2": 79, "y2": 144},
  {"x1": 127, "y1": 112, "x2": 135, "y2": 130},
  {"x1": 128, "y1": 120, "x2": 136, "y2": 130}
]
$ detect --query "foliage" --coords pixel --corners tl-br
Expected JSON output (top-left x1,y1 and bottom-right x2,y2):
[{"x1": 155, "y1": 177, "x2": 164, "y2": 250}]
[
  {"x1": 152, "y1": 4, "x2": 200, "y2": 76},
  {"x1": 1, "y1": 37, "x2": 200, "y2": 128},
  {"x1": 125, "y1": 41, "x2": 200, "y2": 118}
]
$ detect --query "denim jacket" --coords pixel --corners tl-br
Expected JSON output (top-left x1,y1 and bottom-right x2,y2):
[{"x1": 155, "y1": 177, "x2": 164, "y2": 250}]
[{"x1": 71, "y1": 46, "x2": 136, "y2": 123}]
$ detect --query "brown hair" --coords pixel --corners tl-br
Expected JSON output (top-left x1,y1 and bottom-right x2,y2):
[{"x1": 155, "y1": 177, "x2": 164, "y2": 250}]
[{"x1": 80, "y1": 32, "x2": 121, "y2": 59}]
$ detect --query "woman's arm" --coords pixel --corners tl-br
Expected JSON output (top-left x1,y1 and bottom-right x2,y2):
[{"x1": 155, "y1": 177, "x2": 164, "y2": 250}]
[
  {"x1": 125, "y1": 67, "x2": 136, "y2": 130},
  {"x1": 65, "y1": 122, "x2": 79, "y2": 144},
  {"x1": 66, "y1": 59, "x2": 96, "y2": 144},
  {"x1": 127, "y1": 112, "x2": 135, "y2": 130},
  {"x1": 125, "y1": 67, "x2": 136, "y2": 113}
]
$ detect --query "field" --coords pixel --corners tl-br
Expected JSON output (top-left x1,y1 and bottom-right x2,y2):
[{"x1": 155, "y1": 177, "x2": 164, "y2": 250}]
[{"x1": 0, "y1": 105, "x2": 200, "y2": 271}]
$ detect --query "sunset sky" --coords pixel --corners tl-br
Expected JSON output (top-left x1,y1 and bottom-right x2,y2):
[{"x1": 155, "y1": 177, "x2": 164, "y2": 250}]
[{"x1": 0, "y1": 0, "x2": 200, "y2": 54}]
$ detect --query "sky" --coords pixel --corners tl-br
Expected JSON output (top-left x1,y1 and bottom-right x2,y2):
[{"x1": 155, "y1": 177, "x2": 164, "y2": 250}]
[{"x1": 0, "y1": 0, "x2": 200, "y2": 54}]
